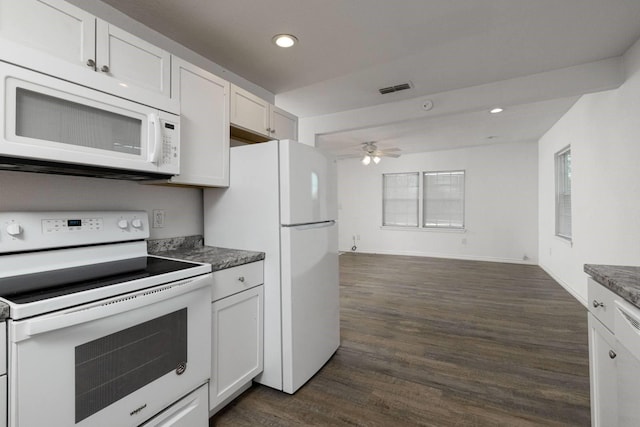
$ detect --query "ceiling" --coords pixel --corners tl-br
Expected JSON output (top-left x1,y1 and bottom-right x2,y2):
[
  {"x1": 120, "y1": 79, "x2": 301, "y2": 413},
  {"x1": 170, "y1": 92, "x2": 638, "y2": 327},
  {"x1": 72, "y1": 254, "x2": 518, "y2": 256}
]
[{"x1": 100, "y1": 0, "x2": 640, "y2": 157}]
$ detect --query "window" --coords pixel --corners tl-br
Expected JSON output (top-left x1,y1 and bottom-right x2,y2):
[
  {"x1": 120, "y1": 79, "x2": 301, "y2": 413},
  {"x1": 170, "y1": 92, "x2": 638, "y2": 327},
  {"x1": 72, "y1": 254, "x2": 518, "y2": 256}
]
[
  {"x1": 382, "y1": 170, "x2": 465, "y2": 230},
  {"x1": 423, "y1": 170, "x2": 465, "y2": 229},
  {"x1": 555, "y1": 146, "x2": 572, "y2": 240},
  {"x1": 382, "y1": 172, "x2": 419, "y2": 227}
]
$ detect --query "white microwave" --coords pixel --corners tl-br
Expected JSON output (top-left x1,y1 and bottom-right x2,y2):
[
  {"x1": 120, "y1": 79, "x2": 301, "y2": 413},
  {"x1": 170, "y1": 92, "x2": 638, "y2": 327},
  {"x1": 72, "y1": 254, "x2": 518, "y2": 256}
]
[{"x1": 0, "y1": 61, "x2": 179, "y2": 180}]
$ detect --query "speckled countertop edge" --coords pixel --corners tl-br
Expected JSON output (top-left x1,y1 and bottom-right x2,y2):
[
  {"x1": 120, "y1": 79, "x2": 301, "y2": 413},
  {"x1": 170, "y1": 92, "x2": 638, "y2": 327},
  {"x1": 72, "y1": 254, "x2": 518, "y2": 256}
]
[
  {"x1": 148, "y1": 235, "x2": 264, "y2": 272},
  {"x1": 584, "y1": 264, "x2": 640, "y2": 309},
  {"x1": 0, "y1": 303, "x2": 9, "y2": 321},
  {"x1": 0, "y1": 236, "x2": 264, "y2": 321}
]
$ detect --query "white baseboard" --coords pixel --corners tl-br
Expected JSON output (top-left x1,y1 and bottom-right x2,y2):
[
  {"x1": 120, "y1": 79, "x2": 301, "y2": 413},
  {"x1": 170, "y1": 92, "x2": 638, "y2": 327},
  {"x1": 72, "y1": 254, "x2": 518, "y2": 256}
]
[
  {"x1": 538, "y1": 263, "x2": 587, "y2": 307},
  {"x1": 340, "y1": 248, "x2": 537, "y2": 265}
]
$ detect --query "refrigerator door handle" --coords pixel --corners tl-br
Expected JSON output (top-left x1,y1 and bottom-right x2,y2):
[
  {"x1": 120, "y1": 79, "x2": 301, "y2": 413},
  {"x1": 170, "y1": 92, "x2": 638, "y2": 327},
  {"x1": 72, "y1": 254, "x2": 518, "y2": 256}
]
[{"x1": 283, "y1": 220, "x2": 336, "y2": 230}]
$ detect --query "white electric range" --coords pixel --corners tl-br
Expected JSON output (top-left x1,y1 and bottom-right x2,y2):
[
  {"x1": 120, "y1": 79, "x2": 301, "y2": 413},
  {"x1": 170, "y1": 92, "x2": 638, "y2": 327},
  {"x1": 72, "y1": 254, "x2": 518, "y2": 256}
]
[{"x1": 0, "y1": 211, "x2": 212, "y2": 427}]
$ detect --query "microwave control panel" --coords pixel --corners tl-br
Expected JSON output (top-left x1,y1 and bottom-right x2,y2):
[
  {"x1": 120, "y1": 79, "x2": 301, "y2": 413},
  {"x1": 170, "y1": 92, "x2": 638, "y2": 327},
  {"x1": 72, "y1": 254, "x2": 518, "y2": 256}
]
[{"x1": 162, "y1": 121, "x2": 179, "y2": 166}]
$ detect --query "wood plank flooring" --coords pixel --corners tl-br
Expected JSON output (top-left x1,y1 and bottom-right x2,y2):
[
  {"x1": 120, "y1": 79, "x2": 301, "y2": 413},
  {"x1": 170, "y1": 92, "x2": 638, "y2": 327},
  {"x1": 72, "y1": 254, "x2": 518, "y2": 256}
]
[{"x1": 210, "y1": 253, "x2": 590, "y2": 426}]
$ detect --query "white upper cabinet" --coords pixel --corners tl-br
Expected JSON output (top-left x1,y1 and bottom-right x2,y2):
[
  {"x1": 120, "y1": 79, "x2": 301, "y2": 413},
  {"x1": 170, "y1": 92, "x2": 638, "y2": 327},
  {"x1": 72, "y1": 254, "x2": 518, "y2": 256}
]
[
  {"x1": 230, "y1": 84, "x2": 271, "y2": 137},
  {"x1": 230, "y1": 84, "x2": 297, "y2": 141},
  {"x1": 270, "y1": 105, "x2": 298, "y2": 141},
  {"x1": 0, "y1": 0, "x2": 95, "y2": 67},
  {"x1": 169, "y1": 57, "x2": 230, "y2": 187},
  {"x1": 0, "y1": 0, "x2": 175, "y2": 112},
  {"x1": 96, "y1": 20, "x2": 171, "y2": 98}
]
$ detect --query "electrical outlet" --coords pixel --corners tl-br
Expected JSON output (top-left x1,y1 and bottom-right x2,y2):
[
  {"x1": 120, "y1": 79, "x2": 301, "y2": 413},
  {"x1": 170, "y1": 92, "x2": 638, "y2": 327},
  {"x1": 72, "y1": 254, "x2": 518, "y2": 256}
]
[{"x1": 152, "y1": 209, "x2": 165, "y2": 228}]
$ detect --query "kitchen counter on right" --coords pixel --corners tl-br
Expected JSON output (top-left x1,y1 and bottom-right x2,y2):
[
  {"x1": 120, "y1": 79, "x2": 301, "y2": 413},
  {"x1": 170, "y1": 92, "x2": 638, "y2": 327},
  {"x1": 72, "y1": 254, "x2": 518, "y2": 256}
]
[{"x1": 584, "y1": 264, "x2": 640, "y2": 309}]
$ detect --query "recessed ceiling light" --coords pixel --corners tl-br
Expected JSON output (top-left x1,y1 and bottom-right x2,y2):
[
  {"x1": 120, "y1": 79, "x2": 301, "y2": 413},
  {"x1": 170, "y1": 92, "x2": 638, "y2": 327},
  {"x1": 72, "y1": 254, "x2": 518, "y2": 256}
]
[
  {"x1": 272, "y1": 34, "x2": 298, "y2": 48},
  {"x1": 489, "y1": 107, "x2": 504, "y2": 114}
]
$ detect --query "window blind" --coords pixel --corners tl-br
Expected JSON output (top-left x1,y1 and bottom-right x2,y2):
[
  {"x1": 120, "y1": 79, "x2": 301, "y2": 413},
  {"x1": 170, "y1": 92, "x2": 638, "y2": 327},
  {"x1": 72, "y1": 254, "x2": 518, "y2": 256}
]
[
  {"x1": 555, "y1": 147, "x2": 572, "y2": 239},
  {"x1": 423, "y1": 170, "x2": 465, "y2": 229},
  {"x1": 382, "y1": 172, "x2": 419, "y2": 227}
]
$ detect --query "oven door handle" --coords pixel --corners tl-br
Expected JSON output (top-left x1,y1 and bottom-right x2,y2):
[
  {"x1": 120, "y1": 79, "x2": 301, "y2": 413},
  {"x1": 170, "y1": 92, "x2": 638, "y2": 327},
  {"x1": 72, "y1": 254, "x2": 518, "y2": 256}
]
[{"x1": 12, "y1": 275, "x2": 211, "y2": 342}]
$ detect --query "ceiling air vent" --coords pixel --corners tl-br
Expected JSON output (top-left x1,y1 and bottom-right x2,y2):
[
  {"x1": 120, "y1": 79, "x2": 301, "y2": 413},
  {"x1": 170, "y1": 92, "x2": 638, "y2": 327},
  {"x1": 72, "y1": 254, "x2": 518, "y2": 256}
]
[{"x1": 378, "y1": 82, "x2": 412, "y2": 95}]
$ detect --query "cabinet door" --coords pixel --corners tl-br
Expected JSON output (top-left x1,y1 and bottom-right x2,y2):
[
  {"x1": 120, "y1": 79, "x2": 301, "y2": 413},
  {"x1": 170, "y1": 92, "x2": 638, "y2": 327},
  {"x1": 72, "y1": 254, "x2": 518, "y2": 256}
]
[
  {"x1": 230, "y1": 84, "x2": 270, "y2": 137},
  {"x1": 588, "y1": 314, "x2": 618, "y2": 427},
  {"x1": 210, "y1": 286, "x2": 263, "y2": 411},
  {"x1": 0, "y1": 0, "x2": 95, "y2": 68},
  {"x1": 170, "y1": 58, "x2": 230, "y2": 187},
  {"x1": 96, "y1": 20, "x2": 171, "y2": 98},
  {"x1": 270, "y1": 105, "x2": 298, "y2": 141}
]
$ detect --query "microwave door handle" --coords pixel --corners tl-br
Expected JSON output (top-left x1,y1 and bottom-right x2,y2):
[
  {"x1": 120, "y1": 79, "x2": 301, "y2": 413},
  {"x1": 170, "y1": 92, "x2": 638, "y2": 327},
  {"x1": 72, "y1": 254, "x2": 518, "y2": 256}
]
[{"x1": 148, "y1": 113, "x2": 162, "y2": 164}]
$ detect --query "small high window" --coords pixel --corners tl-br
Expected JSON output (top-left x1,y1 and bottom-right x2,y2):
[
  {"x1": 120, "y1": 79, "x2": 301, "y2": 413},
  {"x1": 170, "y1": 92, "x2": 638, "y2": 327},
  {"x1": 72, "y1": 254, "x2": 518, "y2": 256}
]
[{"x1": 555, "y1": 146, "x2": 572, "y2": 240}]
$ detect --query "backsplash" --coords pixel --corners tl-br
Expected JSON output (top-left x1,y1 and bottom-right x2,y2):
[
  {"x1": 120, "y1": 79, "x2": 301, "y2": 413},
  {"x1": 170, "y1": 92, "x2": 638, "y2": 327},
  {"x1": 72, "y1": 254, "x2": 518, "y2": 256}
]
[{"x1": 0, "y1": 171, "x2": 203, "y2": 239}]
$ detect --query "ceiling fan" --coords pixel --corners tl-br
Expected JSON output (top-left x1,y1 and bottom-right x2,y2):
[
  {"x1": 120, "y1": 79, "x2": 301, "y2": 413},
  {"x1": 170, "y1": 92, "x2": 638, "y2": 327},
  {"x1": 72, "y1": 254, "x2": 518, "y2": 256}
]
[{"x1": 359, "y1": 141, "x2": 400, "y2": 165}]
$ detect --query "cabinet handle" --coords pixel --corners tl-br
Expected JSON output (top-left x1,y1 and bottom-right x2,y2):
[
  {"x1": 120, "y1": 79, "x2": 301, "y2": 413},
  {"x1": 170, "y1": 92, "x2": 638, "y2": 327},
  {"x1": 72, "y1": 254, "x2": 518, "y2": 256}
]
[
  {"x1": 86, "y1": 59, "x2": 96, "y2": 68},
  {"x1": 266, "y1": 128, "x2": 271, "y2": 132},
  {"x1": 271, "y1": 129, "x2": 276, "y2": 133},
  {"x1": 609, "y1": 350, "x2": 617, "y2": 359},
  {"x1": 238, "y1": 276, "x2": 245, "y2": 283},
  {"x1": 593, "y1": 300, "x2": 604, "y2": 308},
  {"x1": 100, "y1": 65, "x2": 110, "y2": 73}
]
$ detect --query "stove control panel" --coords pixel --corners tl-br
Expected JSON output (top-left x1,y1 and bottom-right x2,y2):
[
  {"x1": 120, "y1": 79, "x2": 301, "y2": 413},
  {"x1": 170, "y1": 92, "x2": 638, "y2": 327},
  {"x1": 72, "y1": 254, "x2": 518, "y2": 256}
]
[
  {"x1": 0, "y1": 211, "x2": 150, "y2": 253},
  {"x1": 43, "y1": 217, "x2": 103, "y2": 233}
]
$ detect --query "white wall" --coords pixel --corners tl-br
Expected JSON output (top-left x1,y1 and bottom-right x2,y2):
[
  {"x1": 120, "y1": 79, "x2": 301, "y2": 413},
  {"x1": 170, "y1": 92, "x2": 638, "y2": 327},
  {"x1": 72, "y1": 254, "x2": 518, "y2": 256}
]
[
  {"x1": 0, "y1": 171, "x2": 203, "y2": 239},
  {"x1": 538, "y1": 37, "x2": 640, "y2": 305},
  {"x1": 338, "y1": 141, "x2": 538, "y2": 264}
]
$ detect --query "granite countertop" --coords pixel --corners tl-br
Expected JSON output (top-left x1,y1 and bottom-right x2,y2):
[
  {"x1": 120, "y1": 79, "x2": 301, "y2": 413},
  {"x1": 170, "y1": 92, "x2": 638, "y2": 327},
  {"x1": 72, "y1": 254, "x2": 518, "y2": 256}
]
[
  {"x1": 0, "y1": 302, "x2": 9, "y2": 321},
  {"x1": 148, "y1": 235, "x2": 265, "y2": 272},
  {"x1": 585, "y1": 264, "x2": 640, "y2": 309}
]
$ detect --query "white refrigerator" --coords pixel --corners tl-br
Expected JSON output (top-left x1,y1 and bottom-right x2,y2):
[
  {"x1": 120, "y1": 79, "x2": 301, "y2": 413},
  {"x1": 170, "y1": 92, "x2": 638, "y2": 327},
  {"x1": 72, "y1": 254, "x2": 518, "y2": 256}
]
[{"x1": 203, "y1": 139, "x2": 340, "y2": 394}]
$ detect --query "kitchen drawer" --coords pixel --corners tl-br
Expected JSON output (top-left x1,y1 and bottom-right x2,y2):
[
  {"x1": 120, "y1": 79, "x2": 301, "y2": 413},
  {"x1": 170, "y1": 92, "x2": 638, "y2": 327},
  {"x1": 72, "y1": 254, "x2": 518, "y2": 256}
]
[
  {"x1": 589, "y1": 277, "x2": 617, "y2": 331},
  {"x1": 211, "y1": 261, "x2": 264, "y2": 302}
]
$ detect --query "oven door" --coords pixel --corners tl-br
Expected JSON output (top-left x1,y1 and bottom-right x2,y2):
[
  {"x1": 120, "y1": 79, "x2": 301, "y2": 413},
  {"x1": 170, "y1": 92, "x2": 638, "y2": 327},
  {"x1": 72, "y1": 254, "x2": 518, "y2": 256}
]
[{"x1": 7, "y1": 274, "x2": 211, "y2": 427}]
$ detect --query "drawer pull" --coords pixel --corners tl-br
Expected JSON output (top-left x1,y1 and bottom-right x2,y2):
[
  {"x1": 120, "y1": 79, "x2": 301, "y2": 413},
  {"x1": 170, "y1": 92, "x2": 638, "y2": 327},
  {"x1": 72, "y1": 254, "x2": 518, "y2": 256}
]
[
  {"x1": 609, "y1": 350, "x2": 617, "y2": 359},
  {"x1": 238, "y1": 276, "x2": 245, "y2": 283},
  {"x1": 593, "y1": 300, "x2": 604, "y2": 308}
]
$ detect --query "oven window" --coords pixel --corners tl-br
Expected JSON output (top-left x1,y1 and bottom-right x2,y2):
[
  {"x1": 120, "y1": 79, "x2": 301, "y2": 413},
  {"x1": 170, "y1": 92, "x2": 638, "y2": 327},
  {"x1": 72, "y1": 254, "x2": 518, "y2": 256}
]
[{"x1": 75, "y1": 309, "x2": 187, "y2": 423}]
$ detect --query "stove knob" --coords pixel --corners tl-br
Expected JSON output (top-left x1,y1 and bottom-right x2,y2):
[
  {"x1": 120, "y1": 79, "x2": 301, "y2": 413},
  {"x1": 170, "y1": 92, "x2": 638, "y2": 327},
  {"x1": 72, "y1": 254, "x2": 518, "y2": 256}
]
[
  {"x1": 117, "y1": 219, "x2": 129, "y2": 229},
  {"x1": 6, "y1": 223, "x2": 22, "y2": 236},
  {"x1": 131, "y1": 218, "x2": 143, "y2": 228}
]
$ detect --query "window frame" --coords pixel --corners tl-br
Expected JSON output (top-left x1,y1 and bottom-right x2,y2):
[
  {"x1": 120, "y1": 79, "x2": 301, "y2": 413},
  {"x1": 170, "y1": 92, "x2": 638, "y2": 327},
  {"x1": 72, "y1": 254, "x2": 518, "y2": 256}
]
[
  {"x1": 381, "y1": 170, "x2": 466, "y2": 231},
  {"x1": 382, "y1": 172, "x2": 420, "y2": 227},
  {"x1": 554, "y1": 146, "x2": 572, "y2": 241},
  {"x1": 422, "y1": 170, "x2": 466, "y2": 230}
]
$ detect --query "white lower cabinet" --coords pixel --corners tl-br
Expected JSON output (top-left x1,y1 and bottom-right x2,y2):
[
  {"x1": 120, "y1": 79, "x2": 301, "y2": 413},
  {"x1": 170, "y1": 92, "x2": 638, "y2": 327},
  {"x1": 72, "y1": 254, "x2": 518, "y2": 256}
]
[
  {"x1": 209, "y1": 262, "x2": 264, "y2": 415},
  {"x1": 1, "y1": 322, "x2": 5, "y2": 427},
  {"x1": 588, "y1": 313, "x2": 617, "y2": 426},
  {"x1": 587, "y1": 276, "x2": 640, "y2": 427},
  {"x1": 141, "y1": 384, "x2": 208, "y2": 427}
]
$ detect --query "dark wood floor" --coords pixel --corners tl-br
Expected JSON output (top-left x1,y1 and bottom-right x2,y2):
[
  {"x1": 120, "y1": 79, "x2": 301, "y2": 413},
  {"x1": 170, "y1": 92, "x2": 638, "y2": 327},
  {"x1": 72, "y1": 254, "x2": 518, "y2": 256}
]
[{"x1": 210, "y1": 253, "x2": 590, "y2": 426}]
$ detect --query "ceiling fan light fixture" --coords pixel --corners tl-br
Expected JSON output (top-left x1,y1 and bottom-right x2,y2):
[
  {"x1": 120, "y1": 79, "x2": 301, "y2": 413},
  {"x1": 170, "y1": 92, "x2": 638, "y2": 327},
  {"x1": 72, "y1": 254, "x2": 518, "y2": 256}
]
[
  {"x1": 373, "y1": 156, "x2": 381, "y2": 164},
  {"x1": 272, "y1": 34, "x2": 298, "y2": 48},
  {"x1": 361, "y1": 155, "x2": 371, "y2": 165}
]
